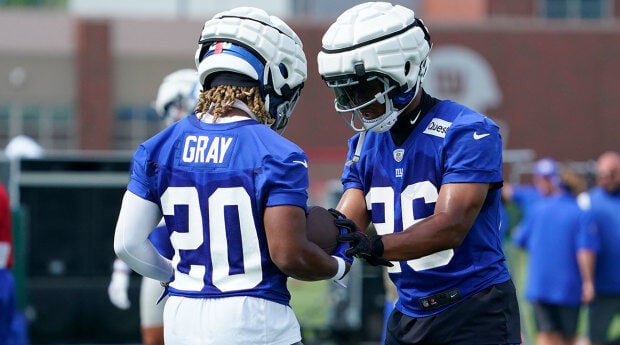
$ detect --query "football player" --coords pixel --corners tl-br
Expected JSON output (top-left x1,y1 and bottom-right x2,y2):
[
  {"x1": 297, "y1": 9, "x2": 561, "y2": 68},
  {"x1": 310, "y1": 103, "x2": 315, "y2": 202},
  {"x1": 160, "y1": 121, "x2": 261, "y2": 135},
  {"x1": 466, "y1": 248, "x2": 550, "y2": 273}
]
[
  {"x1": 113, "y1": 7, "x2": 351, "y2": 345},
  {"x1": 317, "y1": 2, "x2": 521, "y2": 344},
  {"x1": 107, "y1": 68, "x2": 198, "y2": 345}
]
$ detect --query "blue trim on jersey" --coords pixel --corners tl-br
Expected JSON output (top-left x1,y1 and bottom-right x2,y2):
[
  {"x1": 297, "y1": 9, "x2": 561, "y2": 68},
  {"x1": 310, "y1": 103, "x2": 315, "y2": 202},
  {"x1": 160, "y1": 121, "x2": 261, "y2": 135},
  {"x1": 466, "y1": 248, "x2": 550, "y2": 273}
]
[
  {"x1": 127, "y1": 115, "x2": 309, "y2": 306},
  {"x1": 341, "y1": 100, "x2": 510, "y2": 318}
]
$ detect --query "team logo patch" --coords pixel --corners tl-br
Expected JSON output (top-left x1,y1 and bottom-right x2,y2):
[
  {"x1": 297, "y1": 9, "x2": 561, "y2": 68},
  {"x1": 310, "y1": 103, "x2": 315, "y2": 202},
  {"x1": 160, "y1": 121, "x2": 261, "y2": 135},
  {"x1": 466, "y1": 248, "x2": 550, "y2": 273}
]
[
  {"x1": 393, "y1": 149, "x2": 405, "y2": 162},
  {"x1": 423, "y1": 118, "x2": 452, "y2": 138}
]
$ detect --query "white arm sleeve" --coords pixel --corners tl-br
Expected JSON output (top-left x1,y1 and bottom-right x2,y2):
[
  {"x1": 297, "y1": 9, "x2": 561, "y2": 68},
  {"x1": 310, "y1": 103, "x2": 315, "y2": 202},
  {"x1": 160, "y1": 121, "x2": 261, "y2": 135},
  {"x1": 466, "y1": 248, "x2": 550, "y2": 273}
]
[{"x1": 114, "y1": 191, "x2": 174, "y2": 282}]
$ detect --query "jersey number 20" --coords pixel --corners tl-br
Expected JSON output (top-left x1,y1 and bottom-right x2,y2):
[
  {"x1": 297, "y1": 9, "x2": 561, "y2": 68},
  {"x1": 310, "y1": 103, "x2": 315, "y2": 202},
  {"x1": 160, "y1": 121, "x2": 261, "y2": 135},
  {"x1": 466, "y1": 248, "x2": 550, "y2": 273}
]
[{"x1": 161, "y1": 186, "x2": 262, "y2": 292}]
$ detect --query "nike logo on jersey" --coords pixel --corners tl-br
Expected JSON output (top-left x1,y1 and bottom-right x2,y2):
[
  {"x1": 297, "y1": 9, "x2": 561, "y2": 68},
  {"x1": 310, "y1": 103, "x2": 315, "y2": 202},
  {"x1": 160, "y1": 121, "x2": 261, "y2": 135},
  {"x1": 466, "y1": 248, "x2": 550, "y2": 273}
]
[
  {"x1": 473, "y1": 132, "x2": 490, "y2": 140},
  {"x1": 182, "y1": 135, "x2": 233, "y2": 163},
  {"x1": 423, "y1": 118, "x2": 452, "y2": 138},
  {"x1": 293, "y1": 160, "x2": 308, "y2": 168}
]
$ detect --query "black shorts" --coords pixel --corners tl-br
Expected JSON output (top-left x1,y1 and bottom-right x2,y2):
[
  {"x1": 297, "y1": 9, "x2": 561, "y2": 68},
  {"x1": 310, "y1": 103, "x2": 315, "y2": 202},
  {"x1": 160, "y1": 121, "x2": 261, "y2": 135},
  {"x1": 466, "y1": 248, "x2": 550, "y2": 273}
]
[
  {"x1": 531, "y1": 302, "x2": 579, "y2": 338},
  {"x1": 385, "y1": 280, "x2": 521, "y2": 345},
  {"x1": 588, "y1": 295, "x2": 620, "y2": 343}
]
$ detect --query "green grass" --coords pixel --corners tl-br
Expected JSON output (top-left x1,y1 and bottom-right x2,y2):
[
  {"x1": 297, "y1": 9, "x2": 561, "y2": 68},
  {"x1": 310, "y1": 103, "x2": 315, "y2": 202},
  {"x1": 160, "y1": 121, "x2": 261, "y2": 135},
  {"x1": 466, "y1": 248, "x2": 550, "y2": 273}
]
[{"x1": 288, "y1": 279, "x2": 331, "y2": 329}]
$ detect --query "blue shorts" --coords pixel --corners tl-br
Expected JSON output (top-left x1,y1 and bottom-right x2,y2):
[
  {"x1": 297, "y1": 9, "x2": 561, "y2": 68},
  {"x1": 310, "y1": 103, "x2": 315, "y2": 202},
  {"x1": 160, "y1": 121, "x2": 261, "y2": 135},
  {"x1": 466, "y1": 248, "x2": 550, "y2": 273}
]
[{"x1": 0, "y1": 269, "x2": 16, "y2": 340}]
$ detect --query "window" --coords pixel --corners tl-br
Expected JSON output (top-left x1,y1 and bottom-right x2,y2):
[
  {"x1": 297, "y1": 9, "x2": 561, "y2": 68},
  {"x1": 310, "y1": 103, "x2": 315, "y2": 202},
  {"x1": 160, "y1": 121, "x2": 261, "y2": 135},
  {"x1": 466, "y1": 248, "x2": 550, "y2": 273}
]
[{"x1": 542, "y1": 0, "x2": 611, "y2": 19}]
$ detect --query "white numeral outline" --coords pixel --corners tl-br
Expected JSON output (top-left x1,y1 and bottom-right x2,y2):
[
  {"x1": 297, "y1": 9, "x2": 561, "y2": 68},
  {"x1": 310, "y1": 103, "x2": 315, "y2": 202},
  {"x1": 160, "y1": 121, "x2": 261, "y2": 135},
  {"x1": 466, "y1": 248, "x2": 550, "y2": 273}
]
[
  {"x1": 368, "y1": 181, "x2": 454, "y2": 273},
  {"x1": 161, "y1": 186, "x2": 262, "y2": 292}
]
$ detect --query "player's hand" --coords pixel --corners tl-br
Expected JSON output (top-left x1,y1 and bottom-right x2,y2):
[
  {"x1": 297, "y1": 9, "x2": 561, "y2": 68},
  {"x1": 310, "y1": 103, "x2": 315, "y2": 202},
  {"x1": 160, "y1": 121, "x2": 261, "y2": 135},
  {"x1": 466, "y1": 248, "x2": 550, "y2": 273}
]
[
  {"x1": 328, "y1": 208, "x2": 392, "y2": 267},
  {"x1": 108, "y1": 259, "x2": 131, "y2": 310},
  {"x1": 339, "y1": 231, "x2": 394, "y2": 267},
  {"x1": 328, "y1": 208, "x2": 354, "y2": 264}
]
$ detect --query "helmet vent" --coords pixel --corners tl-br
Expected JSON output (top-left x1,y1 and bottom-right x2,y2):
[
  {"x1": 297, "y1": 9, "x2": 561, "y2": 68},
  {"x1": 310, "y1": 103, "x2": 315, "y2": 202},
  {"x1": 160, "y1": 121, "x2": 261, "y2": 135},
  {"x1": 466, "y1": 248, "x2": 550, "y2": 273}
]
[{"x1": 279, "y1": 63, "x2": 288, "y2": 78}]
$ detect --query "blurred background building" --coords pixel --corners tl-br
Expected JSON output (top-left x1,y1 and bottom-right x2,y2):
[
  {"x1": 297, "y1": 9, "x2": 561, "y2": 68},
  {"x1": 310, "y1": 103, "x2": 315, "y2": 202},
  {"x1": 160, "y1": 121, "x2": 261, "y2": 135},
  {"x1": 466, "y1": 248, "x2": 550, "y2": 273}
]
[{"x1": 0, "y1": 0, "x2": 618, "y2": 343}]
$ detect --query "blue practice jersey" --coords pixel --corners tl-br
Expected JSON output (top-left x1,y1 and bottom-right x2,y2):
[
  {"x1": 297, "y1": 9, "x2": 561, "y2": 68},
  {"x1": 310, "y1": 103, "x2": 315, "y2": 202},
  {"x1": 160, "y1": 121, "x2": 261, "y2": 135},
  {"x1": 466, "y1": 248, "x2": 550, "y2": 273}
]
[
  {"x1": 127, "y1": 115, "x2": 309, "y2": 306},
  {"x1": 513, "y1": 191, "x2": 597, "y2": 306},
  {"x1": 587, "y1": 186, "x2": 620, "y2": 294},
  {"x1": 342, "y1": 100, "x2": 511, "y2": 318}
]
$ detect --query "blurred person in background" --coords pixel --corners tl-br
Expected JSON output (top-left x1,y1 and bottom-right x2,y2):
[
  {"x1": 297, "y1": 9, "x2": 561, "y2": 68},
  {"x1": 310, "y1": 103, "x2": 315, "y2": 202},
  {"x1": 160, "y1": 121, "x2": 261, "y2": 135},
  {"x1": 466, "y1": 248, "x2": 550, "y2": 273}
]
[
  {"x1": 107, "y1": 68, "x2": 198, "y2": 345},
  {"x1": 0, "y1": 181, "x2": 26, "y2": 345},
  {"x1": 317, "y1": 3, "x2": 521, "y2": 344},
  {"x1": 502, "y1": 157, "x2": 562, "y2": 224},
  {"x1": 114, "y1": 7, "x2": 351, "y2": 344},
  {"x1": 578, "y1": 151, "x2": 620, "y2": 345},
  {"x1": 513, "y1": 168, "x2": 596, "y2": 345},
  {"x1": 0, "y1": 181, "x2": 15, "y2": 344}
]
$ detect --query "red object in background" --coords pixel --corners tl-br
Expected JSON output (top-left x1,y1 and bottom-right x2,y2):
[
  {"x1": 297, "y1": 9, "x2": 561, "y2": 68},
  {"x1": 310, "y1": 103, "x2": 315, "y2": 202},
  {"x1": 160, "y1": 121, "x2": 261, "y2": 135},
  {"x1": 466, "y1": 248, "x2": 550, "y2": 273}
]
[{"x1": 0, "y1": 183, "x2": 12, "y2": 269}]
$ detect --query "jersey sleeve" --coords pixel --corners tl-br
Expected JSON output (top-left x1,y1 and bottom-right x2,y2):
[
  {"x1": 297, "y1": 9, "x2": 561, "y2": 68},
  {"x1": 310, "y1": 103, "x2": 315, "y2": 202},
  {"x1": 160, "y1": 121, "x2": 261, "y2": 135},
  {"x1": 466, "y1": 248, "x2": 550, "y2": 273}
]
[
  {"x1": 442, "y1": 119, "x2": 503, "y2": 185},
  {"x1": 262, "y1": 151, "x2": 309, "y2": 209},
  {"x1": 127, "y1": 145, "x2": 158, "y2": 203},
  {"x1": 512, "y1": 217, "x2": 531, "y2": 249},
  {"x1": 341, "y1": 134, "x2": 364, "y2": 191},
  {"x1": 576, "y1": 209, "x2": 600, "y2": 252}
]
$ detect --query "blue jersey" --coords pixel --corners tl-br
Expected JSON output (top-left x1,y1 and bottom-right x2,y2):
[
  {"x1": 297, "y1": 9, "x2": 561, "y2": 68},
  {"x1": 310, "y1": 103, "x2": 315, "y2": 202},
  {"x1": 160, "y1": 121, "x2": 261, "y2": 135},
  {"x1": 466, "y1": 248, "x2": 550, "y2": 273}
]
[
  {"x1": 586, "y1": 186, "x2": 620, "y2": 294},
  {"x1": 513, "y1": 191, "x2": 597, "y2": 306},
  {"x1": 127, "y1": 115, "x2": 309, "y2": 306},
  {"x1": 342, "y1": 100, "x2": 511, "y2": 317}
]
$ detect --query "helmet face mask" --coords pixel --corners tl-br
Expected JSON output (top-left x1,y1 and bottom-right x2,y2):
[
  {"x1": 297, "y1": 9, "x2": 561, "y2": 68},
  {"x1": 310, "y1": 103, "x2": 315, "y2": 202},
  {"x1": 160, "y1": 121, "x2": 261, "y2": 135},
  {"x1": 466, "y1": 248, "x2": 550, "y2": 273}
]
[
  {"x1": 330, "y1": 75, "x2": 395, "y2": 112},
  {"x1": 317, "y1": 2, "x2": 431, "y2": 133}
]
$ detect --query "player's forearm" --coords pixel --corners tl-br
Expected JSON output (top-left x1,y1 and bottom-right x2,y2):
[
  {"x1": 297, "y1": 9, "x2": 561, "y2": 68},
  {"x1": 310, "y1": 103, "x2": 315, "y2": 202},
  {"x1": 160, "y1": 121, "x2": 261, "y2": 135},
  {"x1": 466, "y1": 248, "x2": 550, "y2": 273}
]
[
  {"x1": 114, "y1": 191, "x2": 172, "y2": 282},
  {"x1": 115, "y1": 239, "x2": 173, "y2": 282},
  {"x1": 577, "y1": 249, "x2": 596, "y2": 284},
  {"x1": 382, "y1": 211, "x2": 467, "y2": 261},
  {"x1": 272, "y1": 244, "x2": 340, "y2": 281}
]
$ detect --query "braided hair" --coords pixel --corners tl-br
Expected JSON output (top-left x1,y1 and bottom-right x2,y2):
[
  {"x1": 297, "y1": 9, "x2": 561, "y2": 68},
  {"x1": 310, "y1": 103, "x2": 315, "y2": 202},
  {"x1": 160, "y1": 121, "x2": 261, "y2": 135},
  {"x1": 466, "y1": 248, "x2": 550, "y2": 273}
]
[{"x1": 194, "y1": 84, "x2": 274, "y2": 126}]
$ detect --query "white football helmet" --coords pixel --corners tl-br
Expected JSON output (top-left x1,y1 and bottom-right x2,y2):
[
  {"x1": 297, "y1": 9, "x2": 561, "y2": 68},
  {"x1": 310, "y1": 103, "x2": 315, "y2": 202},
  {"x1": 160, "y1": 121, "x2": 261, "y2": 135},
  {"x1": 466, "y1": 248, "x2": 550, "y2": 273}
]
[
  {"x1": 195, "y1": 7, "x2": 307, "y2": 132},
  {"x1": 154, "y1": 69, "x2": 199, "y2": 126},
  {"x1": 317, "y1": 2, "x2": 431, "y2": 133}
]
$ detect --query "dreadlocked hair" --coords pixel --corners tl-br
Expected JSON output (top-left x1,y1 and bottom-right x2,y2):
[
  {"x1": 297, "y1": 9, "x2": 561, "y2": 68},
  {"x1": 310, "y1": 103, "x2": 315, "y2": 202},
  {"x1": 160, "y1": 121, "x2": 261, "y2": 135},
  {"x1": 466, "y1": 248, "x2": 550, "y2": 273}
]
[{"x1": 194, "y1": 84, "x2": 274, "y2": 126}]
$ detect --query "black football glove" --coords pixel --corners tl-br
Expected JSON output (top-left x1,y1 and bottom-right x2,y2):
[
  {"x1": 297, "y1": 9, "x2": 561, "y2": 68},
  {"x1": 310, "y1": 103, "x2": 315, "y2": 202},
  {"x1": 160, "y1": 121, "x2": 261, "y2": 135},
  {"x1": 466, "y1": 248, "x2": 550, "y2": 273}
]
[{"x1": 328, "y1": 208, "x2": 393, "y2": 267}]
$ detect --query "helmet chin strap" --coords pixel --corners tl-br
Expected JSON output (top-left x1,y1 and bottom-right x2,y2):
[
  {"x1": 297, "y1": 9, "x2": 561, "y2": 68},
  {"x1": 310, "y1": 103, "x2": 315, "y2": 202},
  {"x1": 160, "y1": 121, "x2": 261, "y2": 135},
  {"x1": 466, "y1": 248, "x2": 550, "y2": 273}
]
[{"x1": 345, "y1": 130, "x2": 366, "y2": 166}]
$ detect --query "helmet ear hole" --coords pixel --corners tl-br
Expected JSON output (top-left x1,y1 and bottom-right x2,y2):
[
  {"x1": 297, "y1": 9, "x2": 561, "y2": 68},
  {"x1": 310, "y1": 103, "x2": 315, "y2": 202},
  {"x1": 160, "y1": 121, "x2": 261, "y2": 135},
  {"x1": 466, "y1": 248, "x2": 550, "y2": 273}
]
[
  {"x1": 195, "y1": 7, "x2": 307, "y2": 132},
  {"x1": 404, "y1": 61, "x2": 411, "y2": 76},
  {"x1": 279, "y1": 63, "x2": 289, "y2": 79}
]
